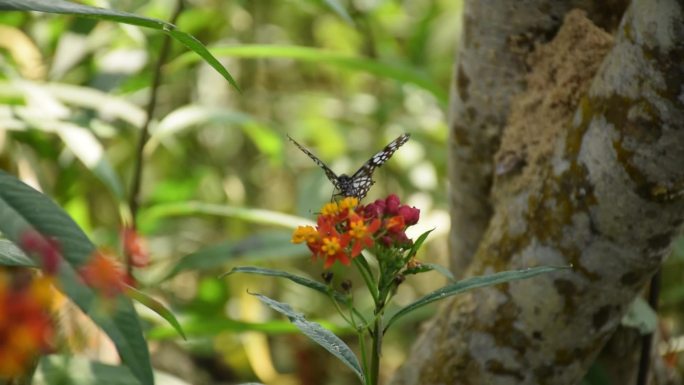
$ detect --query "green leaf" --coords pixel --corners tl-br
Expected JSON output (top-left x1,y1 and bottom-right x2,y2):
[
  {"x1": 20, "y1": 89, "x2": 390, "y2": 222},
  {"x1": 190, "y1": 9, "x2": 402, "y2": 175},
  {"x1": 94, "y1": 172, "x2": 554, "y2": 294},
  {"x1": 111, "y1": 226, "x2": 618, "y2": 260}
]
[
  {"x1": 223, "y1": 266, "x2": 350, "y2": 305},
  {"x1": 36, "y1": 355, "x2": 192, "y2": 385},
  {"x1": 125, "y1": 284, "x2": 186, "y2": 340},
  {"x1": 621, "y1": 297, "x2": 657, "y2": 335},
  {"x1": 147, "y1": 317, "x2": 351, "y2": 340},
  {"x1": 169, "y1": 45, "x2": 446, "y2": 104},
  {"x1": 151, "y1": 105, "x2": 282, "y2": 163},
  {"x1": 317, "y1": 0, "x2": 354, "y2": 25},
  {"x1": 0, "y1": 170, "x2": 153, "y2": 385},
  {"x1": 0, "y1": 238, "x2": 36, "y2": 267},
  {"x1": 251, "y1": 292, "x2": 365, "y2": 384},
  {"x1": 406, "y1": 228, "x2": 434, "y2": 260},
  {"x1": 140, "y1": 201, "x2": 313, "y2": 229},
  {"x1": 162, "y1": 232, "x2": 308, "y2": 280},
  {"x1": 0, "y1": 0, "x2": 239, "y2": 91},
  {"x1": 404, "y1": 262, "x2": 455, "y2": 282},
  {"x1": 384, "y1": 265, "x2": 569, "y2": 331}
]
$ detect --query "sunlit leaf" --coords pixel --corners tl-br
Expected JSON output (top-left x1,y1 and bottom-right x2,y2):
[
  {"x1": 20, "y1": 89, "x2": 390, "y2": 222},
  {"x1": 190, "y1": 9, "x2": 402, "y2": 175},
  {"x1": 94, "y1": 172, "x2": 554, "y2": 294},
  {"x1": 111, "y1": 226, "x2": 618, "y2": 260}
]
[
  {"x1": 147, "y1": 316, "x2": 351, "y2": 340},
  {"x1": 125, "y1": 284, "x2": 186, "y2": 340},
  {"x1": 384, "y1": 266, "x2": 570, "y2": 331},
  {"x1": 0, "y1": 170, "x2": 153, "y2": 385},
  {"x1": 0, "y1": 0, "x2": 239, "y2": 90},
  {"x1": 141, "y1": 201, "x2": 314, "y2": 229},
  {"x1": 251, "y1": 292, "x2": 365, "y2": 383},
  {"x1": 170, "y1": 45, "x2": 447, "y2": 103},
  {"x1": 151, "y1": 105, "x2": 282, "y2": 163}
]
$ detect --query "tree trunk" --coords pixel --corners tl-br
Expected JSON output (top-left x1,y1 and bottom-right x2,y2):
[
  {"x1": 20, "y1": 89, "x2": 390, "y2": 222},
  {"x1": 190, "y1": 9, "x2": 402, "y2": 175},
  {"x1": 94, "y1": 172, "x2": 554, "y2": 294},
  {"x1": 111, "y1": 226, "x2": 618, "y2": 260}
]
[{"x1": 392, "y1": 0, "x2": 684, "y2": 384}]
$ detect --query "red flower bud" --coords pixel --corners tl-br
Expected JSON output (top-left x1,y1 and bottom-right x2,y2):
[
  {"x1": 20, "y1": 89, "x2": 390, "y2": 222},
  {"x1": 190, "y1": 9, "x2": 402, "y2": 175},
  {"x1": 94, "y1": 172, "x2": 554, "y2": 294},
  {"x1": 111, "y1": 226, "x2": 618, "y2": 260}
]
[
  {"x1": 385, "y1": 194, "x2": 401, "y2": 215},
  {"x1": 398, "y1": 206, "x2": 420, "y2": 226},
  {"x1": 19, "y1": 230, "x2": 61, "y2": 275}
]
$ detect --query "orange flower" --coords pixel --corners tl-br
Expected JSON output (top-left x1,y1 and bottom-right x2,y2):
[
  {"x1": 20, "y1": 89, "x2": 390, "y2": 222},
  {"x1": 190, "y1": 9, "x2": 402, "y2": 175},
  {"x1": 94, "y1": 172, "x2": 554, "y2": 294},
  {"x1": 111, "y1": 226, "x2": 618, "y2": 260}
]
[
  {"x1": 386, "y1": 215, "x2": 406, "y2": 232},
  {"x1": 292, "y1": 226, "x2": 319, "y2": 245},
  {"x1": 314, "y1": 217, "x2": 351, "y2": 268},
  {"x1": 79, "y1": 251, "x2": 131, "y2": 298},
  {"x1": 292, "y1": 195, "x2": 418, "y2": 268},
  {"x1": 0, "y1": 268, "x2": 54, "y2": 379},
  {"x1": 348, "y1": 213, "x2": 380, "y2": 257},
  {"x1": 338, "y1": 197, "x2": 359, "y2": 211},
  {"x1": 320, "y1": 202, "x2": 340, "y2": 217},
  {"x1": 122, "y1": 227, "x2": 149, "y2": 268}
]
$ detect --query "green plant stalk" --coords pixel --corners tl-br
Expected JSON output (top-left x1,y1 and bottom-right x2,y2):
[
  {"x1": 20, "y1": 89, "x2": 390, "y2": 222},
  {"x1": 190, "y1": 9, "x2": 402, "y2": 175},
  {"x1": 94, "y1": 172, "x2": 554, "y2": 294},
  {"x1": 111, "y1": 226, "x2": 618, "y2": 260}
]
[
  {"x1": 358, "y1": 330, "x2": 371, "y2": 384},
  {"x1": 369, "y1": 315, "x2": 383, "y2": 385},
  {"x1": 354, "y1": 257, "x2": 379, "y2": 303}
]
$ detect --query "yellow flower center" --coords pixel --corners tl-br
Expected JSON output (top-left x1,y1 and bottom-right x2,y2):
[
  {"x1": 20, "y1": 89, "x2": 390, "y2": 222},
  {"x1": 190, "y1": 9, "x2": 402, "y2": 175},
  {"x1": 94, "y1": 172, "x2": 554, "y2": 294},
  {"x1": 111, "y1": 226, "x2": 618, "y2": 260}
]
[
  {"x1": 338, "y1": 197, "x2": 359, "y2": 211},
  {"x1": 321, "y1": 202, "x2": 340, "y2": 216},
  {"x1": 321, "y1": 237, "x2": 341, "y2": 256},
  {"x1": 292, "y1": 226, "x2": 318, "y2": 244},
  {"x1": 349, "y1": 220, "x2": 367, "y2": 239}
]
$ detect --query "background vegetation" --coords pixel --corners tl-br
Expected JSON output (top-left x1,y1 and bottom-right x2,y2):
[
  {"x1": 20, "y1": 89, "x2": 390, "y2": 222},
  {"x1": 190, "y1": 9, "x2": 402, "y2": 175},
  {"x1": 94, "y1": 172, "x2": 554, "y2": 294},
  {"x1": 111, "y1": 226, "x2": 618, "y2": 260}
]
[
  {"x1": 0, "y1": 0, "x2": 457, "y2": 384},
  {"x1": 0, "y1": 1, "x2": 682, "y2": 384}
]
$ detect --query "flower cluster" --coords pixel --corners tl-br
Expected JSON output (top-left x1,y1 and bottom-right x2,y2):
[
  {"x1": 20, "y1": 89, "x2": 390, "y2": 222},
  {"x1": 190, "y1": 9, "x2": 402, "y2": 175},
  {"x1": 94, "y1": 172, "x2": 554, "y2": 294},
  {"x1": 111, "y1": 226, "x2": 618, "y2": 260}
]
[
  {"x1": 0, "y1": 269, "x2": 55, "y2": 378},
  {"x1": 79, "y1": 251, "x2": 132, "y2": 298},
  {"x1": 0, "y1": 227, "x2": 144, "y2": 378},
  {"x1": 292, "y1": 195, "x2": 420, "y2": 268}
]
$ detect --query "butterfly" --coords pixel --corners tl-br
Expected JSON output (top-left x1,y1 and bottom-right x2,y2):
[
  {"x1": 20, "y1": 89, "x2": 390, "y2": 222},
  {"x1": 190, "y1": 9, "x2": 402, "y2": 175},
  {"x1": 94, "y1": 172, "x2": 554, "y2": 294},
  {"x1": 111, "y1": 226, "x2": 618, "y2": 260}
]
[{"x1": 287, "y1": 133, "x2": 410, "y2": 200}]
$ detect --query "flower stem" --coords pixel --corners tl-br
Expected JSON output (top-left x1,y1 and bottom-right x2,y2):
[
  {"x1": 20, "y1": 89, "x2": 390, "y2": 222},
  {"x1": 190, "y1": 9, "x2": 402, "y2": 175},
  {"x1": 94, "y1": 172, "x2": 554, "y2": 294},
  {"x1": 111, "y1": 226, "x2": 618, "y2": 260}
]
[{"x1": 370, "y1": 315, "x2": 383, "y2": 385}]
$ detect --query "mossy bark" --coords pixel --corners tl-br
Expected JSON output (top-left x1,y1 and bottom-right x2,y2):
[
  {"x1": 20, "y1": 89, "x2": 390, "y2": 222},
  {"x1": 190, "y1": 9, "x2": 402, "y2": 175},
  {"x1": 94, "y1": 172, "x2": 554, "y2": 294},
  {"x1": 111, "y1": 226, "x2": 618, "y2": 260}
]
[{"x1": 395, "y1": 0, "x2": 683, "y2": 384}]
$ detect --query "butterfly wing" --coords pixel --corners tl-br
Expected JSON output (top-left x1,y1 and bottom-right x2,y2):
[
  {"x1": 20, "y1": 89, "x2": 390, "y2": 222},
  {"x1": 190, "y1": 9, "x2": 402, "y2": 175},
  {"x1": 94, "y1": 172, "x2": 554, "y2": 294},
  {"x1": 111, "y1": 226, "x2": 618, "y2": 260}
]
[
  {"x1": 287, "y1": 135, "x2": 340, "y2": 188},
  {"x1": 351, "y1": 133, "x2": 410, "y2": 180},
  {"x1": 347, "y1": 133, "x2": 410, "y2": 199}
]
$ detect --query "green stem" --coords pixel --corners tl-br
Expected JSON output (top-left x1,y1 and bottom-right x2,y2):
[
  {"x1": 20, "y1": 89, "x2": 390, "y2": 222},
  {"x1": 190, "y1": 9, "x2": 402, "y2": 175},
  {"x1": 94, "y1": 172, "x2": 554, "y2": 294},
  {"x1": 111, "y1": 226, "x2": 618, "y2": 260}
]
[
  {"x1": 358, "y1": 330, "x2": 371, "y2": 384},
  {"x1": 370, "y1": 315, "x2": 383, "y2": 385},
  {"x1": 354, "y1": 257, "x2": 378, "y2": 303}
]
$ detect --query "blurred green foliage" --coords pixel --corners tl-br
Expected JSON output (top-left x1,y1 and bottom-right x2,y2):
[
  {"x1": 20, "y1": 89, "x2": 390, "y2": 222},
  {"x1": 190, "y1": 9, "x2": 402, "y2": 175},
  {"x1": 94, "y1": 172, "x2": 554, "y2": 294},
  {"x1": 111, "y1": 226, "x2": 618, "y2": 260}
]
[{"x1": 0, "y1": 0, "x2": 459, "y2": 383}]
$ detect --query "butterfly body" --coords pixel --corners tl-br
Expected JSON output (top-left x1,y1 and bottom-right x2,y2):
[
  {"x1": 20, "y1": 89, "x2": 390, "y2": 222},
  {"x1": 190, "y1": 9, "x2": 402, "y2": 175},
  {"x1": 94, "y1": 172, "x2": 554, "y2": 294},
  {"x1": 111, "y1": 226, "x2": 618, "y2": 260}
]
[{"x1": 288, "y1": 133, "x2": 409, "y2": 200}]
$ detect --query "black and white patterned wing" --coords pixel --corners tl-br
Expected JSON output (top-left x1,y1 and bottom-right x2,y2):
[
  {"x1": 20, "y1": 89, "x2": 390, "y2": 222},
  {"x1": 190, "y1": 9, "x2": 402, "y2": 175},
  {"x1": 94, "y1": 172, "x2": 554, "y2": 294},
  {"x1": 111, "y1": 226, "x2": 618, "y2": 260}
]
[
  {"x1": 287, "y1": 135, "x2": 340, "y2": 188},
  {"x1": 346, "y1": 133, "x2": 410, "y2": 199},
  {"x1": 351, "y1": 133, "x2": 410, "y2": 180}
]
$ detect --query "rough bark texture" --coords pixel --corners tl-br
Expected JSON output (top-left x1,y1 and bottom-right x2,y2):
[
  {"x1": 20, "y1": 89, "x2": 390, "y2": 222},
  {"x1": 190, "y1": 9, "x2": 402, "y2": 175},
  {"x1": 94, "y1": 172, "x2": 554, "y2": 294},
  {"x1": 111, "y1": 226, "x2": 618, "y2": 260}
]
[
  {"x1": 393, "y1": 0, "x2": 684, "y2": 384},
  {"x1": 447, "y1": 0, "x2": 629, "y2": 275}
]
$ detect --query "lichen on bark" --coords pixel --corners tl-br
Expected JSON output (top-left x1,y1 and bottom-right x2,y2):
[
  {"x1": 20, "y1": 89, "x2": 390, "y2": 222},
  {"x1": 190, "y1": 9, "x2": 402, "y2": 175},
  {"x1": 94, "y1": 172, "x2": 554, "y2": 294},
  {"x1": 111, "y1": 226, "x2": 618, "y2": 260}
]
[{"x1": 393, "y1": 1, "x2": 684, "y2": 384}]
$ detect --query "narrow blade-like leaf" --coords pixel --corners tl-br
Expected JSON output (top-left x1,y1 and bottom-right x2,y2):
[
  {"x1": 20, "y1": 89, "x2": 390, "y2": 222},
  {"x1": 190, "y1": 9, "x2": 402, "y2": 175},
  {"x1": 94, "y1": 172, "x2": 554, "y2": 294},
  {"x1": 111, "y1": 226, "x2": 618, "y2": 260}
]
[
  {"x1": 125, "y1": 284, "x2": 186, "y2": 340},
  {"x1": 169, "y1": 45, "x2": 446, "y2": 103},
  {"x1": 251, "y1": 292, "x2": 365, "y2": 383},
  {"x1": 0, "y1": 0, "x2": 238, "y2": 90},
  {"x1": 223, "y1": 266, "x2": 350, "y2": 305},
  {"x1": 0, "y1": 239, "x2": 36, "y2": 267},
  {"x1": 384, "y1": 266, "x2": 569, "y2": 331}
]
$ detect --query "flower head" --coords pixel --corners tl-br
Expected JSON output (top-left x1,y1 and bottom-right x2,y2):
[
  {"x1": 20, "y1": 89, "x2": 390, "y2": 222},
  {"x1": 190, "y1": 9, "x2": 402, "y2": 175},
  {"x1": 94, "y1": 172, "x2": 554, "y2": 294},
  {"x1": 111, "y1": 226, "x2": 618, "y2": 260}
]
[
  {"x1": 0, "y1": 268, "x2": 54, "y2": 378},
  {"x1": 348, "y1": 213, "x2": 380, "y2": 257},
  {"x1": 292, "y1": 194, "x2": 421, "y2": 268},
  {"x1": 79, "y1": 251, "x2": 131, "y2": 298}
]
